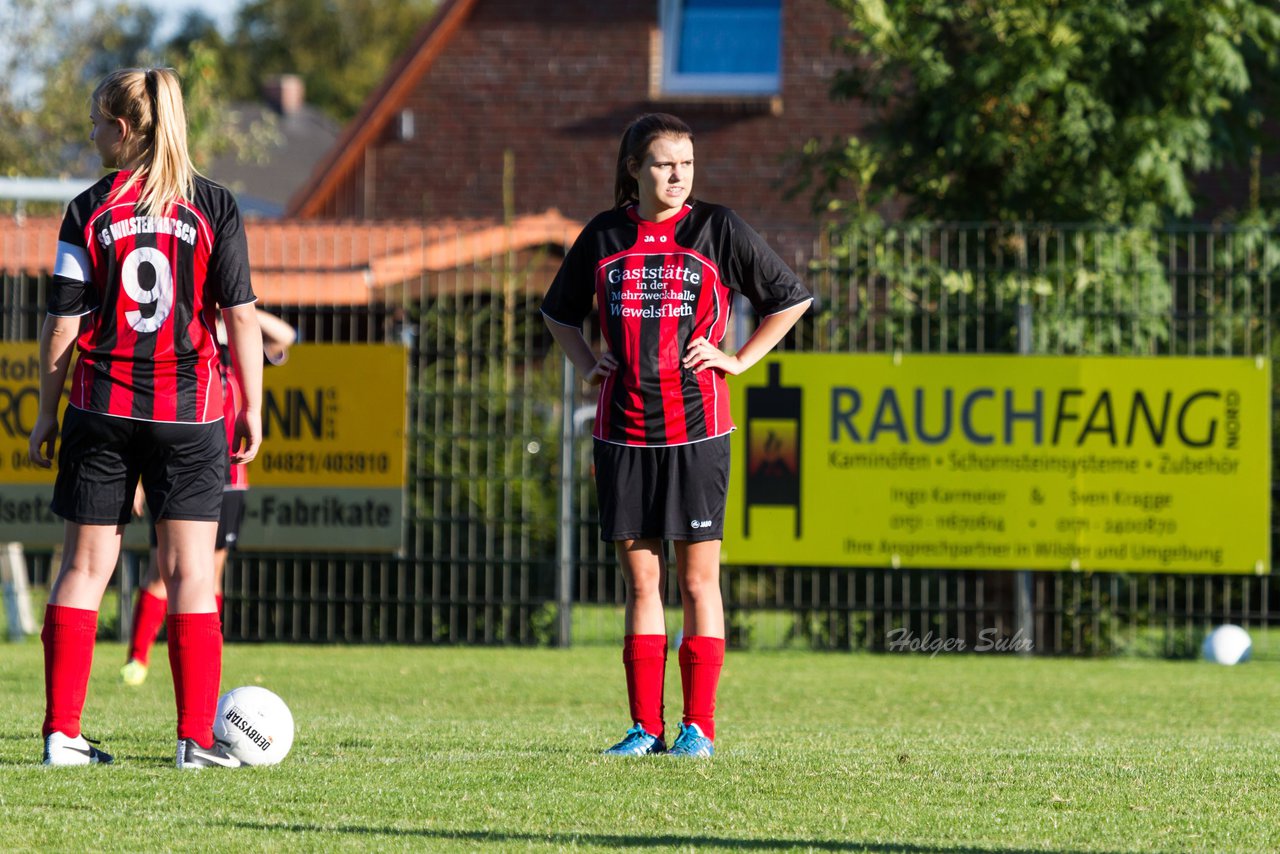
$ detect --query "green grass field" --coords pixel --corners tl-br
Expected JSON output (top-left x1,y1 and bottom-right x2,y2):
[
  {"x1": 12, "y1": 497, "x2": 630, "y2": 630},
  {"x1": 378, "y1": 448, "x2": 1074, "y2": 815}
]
[{"x1": 1, "y1": 640, "x2": 1278, "y2": 852}]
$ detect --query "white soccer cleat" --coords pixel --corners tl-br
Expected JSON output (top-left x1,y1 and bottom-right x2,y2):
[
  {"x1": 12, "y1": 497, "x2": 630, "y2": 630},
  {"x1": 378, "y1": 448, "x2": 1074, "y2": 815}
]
[
  {"x1": 43, "y1": 732, "x2": 114, "y2": 766},
  {"x1": 176, "y1": 737, "x2": 243, "y2": 770}
]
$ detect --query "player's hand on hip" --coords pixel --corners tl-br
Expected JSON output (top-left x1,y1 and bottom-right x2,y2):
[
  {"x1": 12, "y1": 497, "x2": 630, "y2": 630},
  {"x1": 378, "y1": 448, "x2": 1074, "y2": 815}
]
[
  {"x1": 586, "y1": 351, "x2": 618, "y2": 386},
  {"x1": 683, "y1": 336, "x2": 742, "y2": 376},
  {"x1": 27, "y1": 413, "x2": 58, "y2": 468},
  {"x1": 230, "y1": 409, "x2": 262, "y2": 464}
]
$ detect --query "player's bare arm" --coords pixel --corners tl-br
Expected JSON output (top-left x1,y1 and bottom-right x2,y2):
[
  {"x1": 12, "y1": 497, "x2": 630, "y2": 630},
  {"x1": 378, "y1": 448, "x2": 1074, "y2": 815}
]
[
  {"x1": 223, "y1": 302, "x2": 264, "y2": 463},
  {"x1": 544, "y1": 317, "x2": 617, "y2": 385},
  {"x1": 28, "y1": 313, "x2": 81, "y2": 468},
  {"x1": 682, "y1": 299, "x2": 811, "y2": 376},
  {"x1": 256, "y1": 308, "x2": 297, "y2": 365}
]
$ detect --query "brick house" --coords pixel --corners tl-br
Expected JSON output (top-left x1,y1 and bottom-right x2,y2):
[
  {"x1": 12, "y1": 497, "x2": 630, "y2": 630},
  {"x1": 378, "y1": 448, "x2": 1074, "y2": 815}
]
[{"x1": 288, "y1": 0, "x2": 866, "y2": 264}]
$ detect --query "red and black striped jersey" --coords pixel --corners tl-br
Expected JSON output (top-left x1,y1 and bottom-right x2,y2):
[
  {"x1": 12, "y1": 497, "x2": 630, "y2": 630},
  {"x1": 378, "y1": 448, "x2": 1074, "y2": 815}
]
[
  {"x1": 542, "y1": 202, "x2": 811, "y2": 447},
  {"x1": 49, "y1": 171, "x2": 256, "y2": 423}
]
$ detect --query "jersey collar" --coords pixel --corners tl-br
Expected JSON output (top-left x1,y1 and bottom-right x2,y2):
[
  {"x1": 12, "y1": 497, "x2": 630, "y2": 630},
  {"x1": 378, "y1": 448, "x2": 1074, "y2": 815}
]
[{"x1": 626, "y1": 202, "x2": 694, "y2": 228}]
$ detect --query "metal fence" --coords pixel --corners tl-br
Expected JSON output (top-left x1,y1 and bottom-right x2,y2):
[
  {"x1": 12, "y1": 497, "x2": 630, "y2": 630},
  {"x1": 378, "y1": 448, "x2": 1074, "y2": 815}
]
[
  {"x1": 567, "y1": 222, "x2": 1279, "y2": 654},
  {"x1": 3, "y1": 219, "x2": 1276, "y2": 654}
]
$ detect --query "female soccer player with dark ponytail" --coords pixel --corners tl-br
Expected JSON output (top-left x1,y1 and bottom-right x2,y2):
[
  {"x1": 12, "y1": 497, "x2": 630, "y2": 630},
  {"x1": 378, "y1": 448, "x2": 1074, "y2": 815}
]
[
  {"x1": 542, "y1": 114, "x2": 811, "y2": 757},
  {"x1": 29, "y1": 67, "x2": 263, "y2": 769}
]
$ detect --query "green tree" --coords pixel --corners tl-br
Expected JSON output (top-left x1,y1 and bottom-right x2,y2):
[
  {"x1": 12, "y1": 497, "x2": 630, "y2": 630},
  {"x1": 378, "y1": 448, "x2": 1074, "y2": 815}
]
[
  {"x1": 804, "y1": 0, "x2": 1280, "y2": 225},
  {"x1": 180, "y1": 41, "x2": 283, "y2": 171},
  {"x1": 0, "y1": 1, "x2": 274, "y2": 212},
  {"x1": 797, "y1": 0, "x2": 1280, "y2": 357},
  {"x1": 220, "y1": 0, "x2": 439, "y2": 122},
  {"x1": 0, "y1": 0, "x2": 102, "y2": 178}
]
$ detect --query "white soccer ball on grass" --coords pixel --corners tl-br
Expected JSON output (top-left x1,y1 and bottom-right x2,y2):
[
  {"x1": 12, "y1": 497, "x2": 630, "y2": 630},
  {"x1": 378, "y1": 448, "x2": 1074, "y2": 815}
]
[
  {"x1": 1201, "y1": 624, "x2": 1252, "y2": 666},
  {"x1": 213, "y1": 686, "x2": 295, "y2": 765}
]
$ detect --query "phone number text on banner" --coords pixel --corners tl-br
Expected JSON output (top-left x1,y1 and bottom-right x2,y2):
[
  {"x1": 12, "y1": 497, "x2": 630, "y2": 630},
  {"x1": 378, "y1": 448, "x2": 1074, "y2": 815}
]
[
  {"x1": 244, "y1": 344, "x2": 407, "y2": 551},
  {"x1": 0, "y1": 343, "x2": 407, "y2": 551},
  {"x1": 722, "y1": 354, "x2": 1270, "y2": 574}
]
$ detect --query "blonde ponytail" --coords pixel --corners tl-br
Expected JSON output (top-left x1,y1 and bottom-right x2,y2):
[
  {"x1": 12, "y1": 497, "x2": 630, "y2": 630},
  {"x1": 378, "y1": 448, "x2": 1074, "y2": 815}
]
[{"x1": 92, "y1": 67, "x2": 197, "y2": 216}]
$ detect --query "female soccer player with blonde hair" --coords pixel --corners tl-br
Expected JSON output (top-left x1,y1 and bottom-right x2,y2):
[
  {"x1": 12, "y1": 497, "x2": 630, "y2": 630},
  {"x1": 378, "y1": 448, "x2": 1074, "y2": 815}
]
[{"x1": 30, "y1": 67, "x2": 263, "y2": 769}]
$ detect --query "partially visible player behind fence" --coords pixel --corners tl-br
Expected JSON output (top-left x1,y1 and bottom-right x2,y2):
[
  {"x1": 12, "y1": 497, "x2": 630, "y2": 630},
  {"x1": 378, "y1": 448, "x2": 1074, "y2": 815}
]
[
  {"x1": 28, "y1": 67, "x2": 263, "y2": 769},
  {"x1": 542, "y1": 113, "x2": 811, "y2": 757},
  {"x1": 121, "y1": 309, "x2": 295, "y2": 687}
]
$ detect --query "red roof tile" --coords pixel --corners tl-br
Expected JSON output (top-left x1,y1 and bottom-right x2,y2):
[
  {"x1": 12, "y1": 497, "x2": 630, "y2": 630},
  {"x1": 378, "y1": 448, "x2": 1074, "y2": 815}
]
[{"x1": 0, "y1": 209, "x2": 581, "y2": 305}]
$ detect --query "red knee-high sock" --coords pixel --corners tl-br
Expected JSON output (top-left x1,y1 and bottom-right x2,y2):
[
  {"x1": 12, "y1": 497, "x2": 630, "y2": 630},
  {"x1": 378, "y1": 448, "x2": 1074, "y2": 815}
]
[
  {"x1": 41, "y1": 605, "x2": 99, "y2": 738},
  {"x1": 127, "y1": 590, "x2": 168, "y2": 666},
  {"x1": 622, "y1": 634, "x2": 667, "y2": 739},
  {"x1": 215, "y1": 593, "x2": 224, "y2": 622},
  {"x1": 166, "y1": 613, "x2": 222, "y2": 746},
  {"x1": 679, "y1": 635, "x2": 725, "y2": 741}
]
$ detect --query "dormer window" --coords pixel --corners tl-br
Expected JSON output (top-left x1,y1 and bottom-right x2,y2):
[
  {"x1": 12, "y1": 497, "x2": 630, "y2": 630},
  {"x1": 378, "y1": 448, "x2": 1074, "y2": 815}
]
[{"x1": 659, "y1": 0, "x2": 781, "y2": 96}]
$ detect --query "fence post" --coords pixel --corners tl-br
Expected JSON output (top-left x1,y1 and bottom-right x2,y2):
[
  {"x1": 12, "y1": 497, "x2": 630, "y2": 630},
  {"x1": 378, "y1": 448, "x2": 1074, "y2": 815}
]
[
  {"x1": 1, "y1": 542, "x2": 38, "y2": 640},
  {"x1": 118, "y1": 549, "x2": 139, "y2": 643},
  {"x1": 556, "y1": 356, "x2": 577, "y2": 648},
  {"x1": 1015, "y1": 302, "x2": 1035, "y2": 654}
]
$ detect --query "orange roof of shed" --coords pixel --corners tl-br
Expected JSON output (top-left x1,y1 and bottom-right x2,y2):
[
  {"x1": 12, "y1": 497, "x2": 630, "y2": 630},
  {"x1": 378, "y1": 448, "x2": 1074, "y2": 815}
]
[{"x1": 0, "y1": 209, "x2": 581, "y2": 305}]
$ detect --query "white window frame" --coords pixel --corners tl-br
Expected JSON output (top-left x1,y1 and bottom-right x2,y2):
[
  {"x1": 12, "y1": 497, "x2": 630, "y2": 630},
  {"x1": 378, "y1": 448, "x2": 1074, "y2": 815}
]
[{"x1": 659, "y1": 0, "x2": 781, "y2": 97}]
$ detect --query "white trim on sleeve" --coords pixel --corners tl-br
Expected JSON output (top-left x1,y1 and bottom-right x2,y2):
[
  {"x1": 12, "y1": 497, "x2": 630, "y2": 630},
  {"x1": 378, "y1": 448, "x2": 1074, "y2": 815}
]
[
  {"x1": 218, "y1": 296, "x2": 259, "y2": 311},
  {"x1": 762, "y1": 297, "x2": 814, "y2": 318},
  {"x1": 540, "y1": 309, "x2": 584, "y2": 329}
]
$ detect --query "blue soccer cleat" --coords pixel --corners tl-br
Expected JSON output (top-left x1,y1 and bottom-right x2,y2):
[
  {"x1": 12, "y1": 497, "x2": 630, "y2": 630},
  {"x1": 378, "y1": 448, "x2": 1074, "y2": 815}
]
[
  {"x1": 602, "y1": 724, "x2": 666, "y2": 756},
  {"x1": 667, "y1": 722, "x2": 714, "y2": 757}
]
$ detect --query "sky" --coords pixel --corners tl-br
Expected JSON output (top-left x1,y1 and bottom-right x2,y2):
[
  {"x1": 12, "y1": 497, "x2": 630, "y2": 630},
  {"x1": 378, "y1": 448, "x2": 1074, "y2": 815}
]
[{"x1": 136, "y1": 0, "x2": 244, "y2": 40}]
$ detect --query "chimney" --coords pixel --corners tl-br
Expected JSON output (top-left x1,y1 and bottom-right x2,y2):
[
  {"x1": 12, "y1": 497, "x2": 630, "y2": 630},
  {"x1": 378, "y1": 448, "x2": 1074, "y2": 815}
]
[{"x1": 263, "y1": 74, "x2": 305, "y2": 116}]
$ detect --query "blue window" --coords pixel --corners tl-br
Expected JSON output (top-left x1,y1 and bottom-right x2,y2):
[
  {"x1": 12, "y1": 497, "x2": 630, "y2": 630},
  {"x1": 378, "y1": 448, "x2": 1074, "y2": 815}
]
[{"x1": 661, "y1": 0, "x2": 781, "y2": 96}]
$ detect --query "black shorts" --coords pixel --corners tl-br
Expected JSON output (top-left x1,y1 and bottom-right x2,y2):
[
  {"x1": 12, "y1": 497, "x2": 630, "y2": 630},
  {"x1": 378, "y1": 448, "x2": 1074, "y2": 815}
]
[
  {"x1": 147, "y1": 489, "x2": 246, "y2": 551},
  {"x1": 593, "y1": 435, "x2": 730, "y2": 542},
  {"x1": 215, "y1": 489, "x2": 247, "y2": 551},
  {"x1": 52, "y1": 406, "x2": 228, "y2": 525}
]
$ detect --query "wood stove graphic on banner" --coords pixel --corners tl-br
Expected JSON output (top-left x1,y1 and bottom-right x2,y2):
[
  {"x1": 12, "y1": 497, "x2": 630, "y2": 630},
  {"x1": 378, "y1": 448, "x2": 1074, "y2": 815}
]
[{"x1": 744, "y1": 361, "x2": 801, "y2": 538}]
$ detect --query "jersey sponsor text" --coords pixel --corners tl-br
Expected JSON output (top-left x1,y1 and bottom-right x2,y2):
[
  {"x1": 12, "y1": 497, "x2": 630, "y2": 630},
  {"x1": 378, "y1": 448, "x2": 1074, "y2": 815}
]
[
  {"x1": 541, "y1": 202, "x2": 810, "y2": 446},
  {"x1": 98, "y1": 215, "x2": 198, "y2": 248}
]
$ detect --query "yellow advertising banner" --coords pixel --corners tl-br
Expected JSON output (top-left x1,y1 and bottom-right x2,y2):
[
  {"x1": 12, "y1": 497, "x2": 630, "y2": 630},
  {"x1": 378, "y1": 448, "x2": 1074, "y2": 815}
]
[
  {"x1": 244, "y1": 344, "x2": 407, "y2": 550},
  {"x1": 0, "y1": 344, "x2": 57, "y2": 485},
  {"x1": 723, "y1": 354, "x2": 1271, "y2": 574},
  {"x1": 0, "y1": 343, "x2": 407, "y2": 551},
  {"x1": 253, "y1": 345, "x2": 406, "y2": 489},
  {"x1": 0, "y1": 345, "x2": 78, "y2": 544}
]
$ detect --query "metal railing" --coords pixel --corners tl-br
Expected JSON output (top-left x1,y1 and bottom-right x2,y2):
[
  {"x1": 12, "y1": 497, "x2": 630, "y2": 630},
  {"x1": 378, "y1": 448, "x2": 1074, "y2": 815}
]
[
  {"x1": 564, "y1": 222, "x2": 1279, "y2": 654},
  {"x1": 3, "y1": 219, "x2": 1276, "y2": 653}
]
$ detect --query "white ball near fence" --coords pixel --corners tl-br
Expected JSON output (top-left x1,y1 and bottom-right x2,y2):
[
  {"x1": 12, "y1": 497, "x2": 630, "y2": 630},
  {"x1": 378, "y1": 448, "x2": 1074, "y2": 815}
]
[{"x1": 1201, "y1": 624, "x2": 1252, "y2": 666}]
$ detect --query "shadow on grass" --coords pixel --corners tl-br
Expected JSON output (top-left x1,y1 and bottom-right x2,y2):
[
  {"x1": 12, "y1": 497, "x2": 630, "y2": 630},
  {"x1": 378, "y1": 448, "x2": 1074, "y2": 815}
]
[
  {"x1": 0, "y1": 754, "x2": 175, "y2": 768},
  {"x1": 231, "y1": 821, "x2": 1119, "y2": 853}
]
